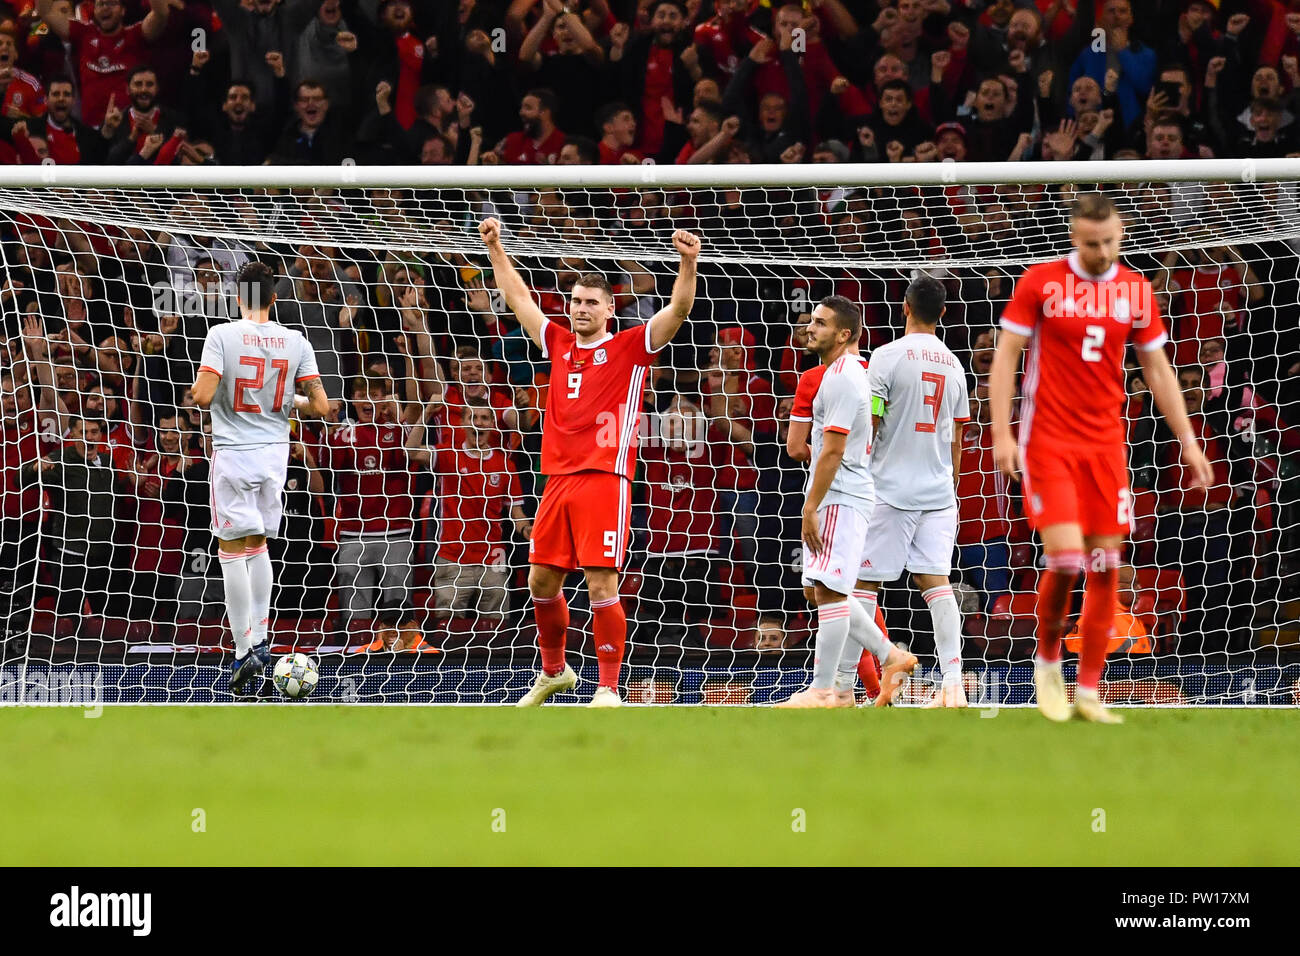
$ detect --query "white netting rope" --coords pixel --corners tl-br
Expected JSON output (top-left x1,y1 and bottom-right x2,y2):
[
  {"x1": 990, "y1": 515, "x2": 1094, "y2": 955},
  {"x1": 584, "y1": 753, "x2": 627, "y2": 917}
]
[{"x1": 0, "y1": 164, "x2": 1297, "y2": 705}]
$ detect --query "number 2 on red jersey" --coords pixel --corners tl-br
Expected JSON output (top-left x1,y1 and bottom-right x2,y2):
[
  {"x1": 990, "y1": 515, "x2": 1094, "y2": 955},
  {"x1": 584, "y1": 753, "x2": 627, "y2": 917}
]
[{"x1": 233, "y1": 356, "x2": 290, "y2": 413}]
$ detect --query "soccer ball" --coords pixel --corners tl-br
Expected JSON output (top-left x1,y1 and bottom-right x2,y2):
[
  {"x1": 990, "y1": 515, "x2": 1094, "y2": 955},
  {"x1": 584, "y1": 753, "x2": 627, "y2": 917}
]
[{"x1": 272, "y1": 653, "x2": 319, "y2": 699}]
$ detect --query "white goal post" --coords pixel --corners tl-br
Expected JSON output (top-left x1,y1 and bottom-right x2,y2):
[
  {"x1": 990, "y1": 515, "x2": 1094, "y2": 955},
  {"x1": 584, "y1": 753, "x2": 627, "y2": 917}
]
[{"x1": 0, "y1": 159, "x2": 1297, "y2": 706}]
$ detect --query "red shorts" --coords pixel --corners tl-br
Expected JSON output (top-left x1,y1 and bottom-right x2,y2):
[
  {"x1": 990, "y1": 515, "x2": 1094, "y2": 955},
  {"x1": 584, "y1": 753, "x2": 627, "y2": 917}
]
[
  {"x1": 529, "y1": 471, "x2": 633, "y2": 571},
  {"x1": 1021, "y1": 443, "x2": 1132, "y2": 537}
]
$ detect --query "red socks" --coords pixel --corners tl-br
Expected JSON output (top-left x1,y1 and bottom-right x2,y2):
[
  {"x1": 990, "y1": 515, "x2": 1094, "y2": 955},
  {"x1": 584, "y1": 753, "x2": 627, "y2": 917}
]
[
  {"x1": 1036, "y1": 551, "x2": 1084, "y2": 664},
  {"x1": 591, "y1": 596, "x2": 627, "y2": 691},
  {"x1": 1077, "y1": 549, "x2": 1120, "y2": 691},
  {"x1": 532, "y1": 593, "x2": 569, "y2": 676},
  {"x1": 856, "y1": 604, "x2": 888, "y2": 696}
]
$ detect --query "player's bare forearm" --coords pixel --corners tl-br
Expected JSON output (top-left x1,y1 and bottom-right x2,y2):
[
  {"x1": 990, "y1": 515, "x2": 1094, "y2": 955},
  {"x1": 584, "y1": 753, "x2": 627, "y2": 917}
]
[
  {"x1": 479, "y1": 218, "x2": 546, "y2": 349},
  {"x1": 295, "y1": 377, "x2": 330, "y2": 417},
  {"x1": 648, "y1": 231, "x2": 701, "y2": 350},
  {"x1": 1138, "y1": 347, "x2": 1193, "y2": 440},
  {"x1": 191, "y1": 369, "x2": 219, "y2": 408},
  {"x1": 786, "y1": 419, "x2": 811, "y2": 461}
]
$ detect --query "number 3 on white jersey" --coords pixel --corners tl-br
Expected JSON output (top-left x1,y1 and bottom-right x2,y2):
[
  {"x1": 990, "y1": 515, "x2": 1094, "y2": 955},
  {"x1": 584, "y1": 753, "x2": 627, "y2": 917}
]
[
  {"x1": 1081, "y1": 325, "x2": 1105, "y2": 362},
  {"x1": 567, "y1": 372, "x2": 582, "y2": 399}
]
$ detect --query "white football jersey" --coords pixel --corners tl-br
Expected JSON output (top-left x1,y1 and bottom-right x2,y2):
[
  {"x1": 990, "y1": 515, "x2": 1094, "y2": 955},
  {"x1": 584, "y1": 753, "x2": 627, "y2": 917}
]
[
  {"x1": 199, "y1": 318, "x2": 320, "y2": 448},
  {"x1": 868, "y1": 333, "x2": 970, "y2": 511},
  {"x1": 808, "y1": 354, "x2": 874, "y2": 511}
]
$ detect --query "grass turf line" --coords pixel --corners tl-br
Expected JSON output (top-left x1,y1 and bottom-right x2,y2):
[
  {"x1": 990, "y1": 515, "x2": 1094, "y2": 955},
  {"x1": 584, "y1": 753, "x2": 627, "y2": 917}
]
[{"x1": 1, "y1": 707, "x2": 1295, "y2": 865}]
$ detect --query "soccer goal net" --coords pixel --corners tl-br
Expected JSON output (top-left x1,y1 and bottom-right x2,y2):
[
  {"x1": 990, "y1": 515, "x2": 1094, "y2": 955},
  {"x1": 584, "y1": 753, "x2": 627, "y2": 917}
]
[{"x1": 0, "y1": 161, "x2": 1297, "y2": 706}]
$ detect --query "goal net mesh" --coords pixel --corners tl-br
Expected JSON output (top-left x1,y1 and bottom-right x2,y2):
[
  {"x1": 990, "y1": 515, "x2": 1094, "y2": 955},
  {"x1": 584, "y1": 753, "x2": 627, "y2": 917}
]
[{"x1": 1, "y1": 172, "x2": 1297, "y2": 705}]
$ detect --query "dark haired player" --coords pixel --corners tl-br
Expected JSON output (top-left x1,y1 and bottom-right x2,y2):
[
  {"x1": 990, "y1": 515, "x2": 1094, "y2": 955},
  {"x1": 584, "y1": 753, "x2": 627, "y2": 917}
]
[
  {"x1": 192, "y1": 261, "x2": 332, "y2": 695},
  {"x1": 479, "y1": 217, "x2": 700, "y2": 707}
]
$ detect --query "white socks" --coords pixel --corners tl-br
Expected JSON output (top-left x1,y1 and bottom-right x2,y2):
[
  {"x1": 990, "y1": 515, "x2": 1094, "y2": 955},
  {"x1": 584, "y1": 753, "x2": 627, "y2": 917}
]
[
  {"x1": 846, "y1": 590, "x2": 893, "y2": 660},
  {"x1": 811, "y1": 601, "x2": 851, "y2": 690},
  {"x1": 219, "y1": 549, "x2": 253, "y2": 658},
  {"x1": 245, "y1": 544, "x2": 273, "y2": 648},
  {"x1": 922, "y1": 584, "x2": 963, "y2": 686}
]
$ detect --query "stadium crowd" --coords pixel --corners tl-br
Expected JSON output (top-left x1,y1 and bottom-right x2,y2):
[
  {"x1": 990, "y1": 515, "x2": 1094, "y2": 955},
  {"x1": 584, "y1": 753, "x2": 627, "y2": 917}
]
[{"x1": 0, "y1": 0, "x2": 1298, "y2": 660}]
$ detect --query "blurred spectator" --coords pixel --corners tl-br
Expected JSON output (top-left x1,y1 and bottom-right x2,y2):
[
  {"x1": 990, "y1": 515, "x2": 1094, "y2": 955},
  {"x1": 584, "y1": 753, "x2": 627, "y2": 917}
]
[
  {"x1": 638, "y1": 396, "x2": 722, "y2": 646},
  {"x1": 612, "y1": 0, "x2": 694, "y2": 160},
  {"x1": 20, "y1": 416, "x2": 120, "y2": 635},
  {"x1": 753, "y1": 394, "x2": 807, "y2": 649},
  {"x1": 270, "y1": 435, "x2": 332, "y2": 622},
  {"x1": 124, "y1": 411, "x2": 188, "y2": 622},
  {"x1": 495, "y1": 87, "x2": 566, "y2": 165},
  {"x1": 320, "y1": 377, "x2": 432, "y2": 651},
  {"x1": 211, "y1": 0, "x2": 314, "y2": 116},
  {"x1": 519, "y1": 0, "x2": 605, "y2": 136},
  {"x1": 0, "y1": 373, "x2": 41, "y2": 643},
  {"x1": 269, "y1": 78, "x2": 346, "y2": 164},
  {"x1": 431, "y1": 412, "x2": 528, "y2": 628},
  {"x1": 1067, "y1": 0, "x2": 1156, "y2": 126},
  {"x1": 293, "y1": 0, "x2": 356, "y2": 123},
  {"x1": 955, "y1": 380, "x2": 1012, "y2": 614},
  {"x1": 0, "y1": 28, "x2": 45, "y2": 120},
  {"x1": 185, "y1": 52, "x2": 288, "y2": 165},
  {"x1": 36, "y1": 0, "x2": 175, "y2": 127},
  {"x1": 1153, "y1": 366, "x2": 1236, "y2": 650}
]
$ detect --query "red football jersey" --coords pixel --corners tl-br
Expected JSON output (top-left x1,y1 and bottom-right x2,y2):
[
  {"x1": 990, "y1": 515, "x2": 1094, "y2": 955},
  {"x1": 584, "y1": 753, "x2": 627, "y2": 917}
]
[
  {"x1": 500, "y1": 127, "x2": 566, "y2": 165},
  {"x1": 323, "y1": 421, "x2": 417, "y2": 535},
  {"x1": 541, "y1": 321, "x2": 661, "y2": 478},
  {"x1": 956, "y1": 422, "x2": 1011, "y2": 545},
  {"x1": 434, "y1": 446, "x2": 523, "y2": 565},
  {"x1": 641, "y1": 442, "x2": 722, "y2": 556},
  {"x1": 1000, "y1": 252, "x2": 1168, "y2": 454},
  {"x1": 67, "y1": 20, "x2": 148, "y2": 127},
  {"x1": 2, "y1": 68, "x2": 45, "y2": 118},
  {"x1": 790, "y1": 355, "x2": 869, "y2": 422}
]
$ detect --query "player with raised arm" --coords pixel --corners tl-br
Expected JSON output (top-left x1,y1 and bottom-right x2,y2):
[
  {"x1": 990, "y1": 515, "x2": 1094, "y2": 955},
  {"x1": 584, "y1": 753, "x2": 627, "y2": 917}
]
[
  {"x1": 777, "y1": 296, "x2": 915, "y2": 709},
  {"x1": 192, "y1": 262, "x2": 331, "y2": 696},
  {"x1": 990, "y1": 193, "x2": 1214, "y2": 724},
  {"x1": 855, "y1": 276, "x2": 971, "y2": 708},
  {"x1": 479, "y1": 217, "x2": 700, "y2": 708}
]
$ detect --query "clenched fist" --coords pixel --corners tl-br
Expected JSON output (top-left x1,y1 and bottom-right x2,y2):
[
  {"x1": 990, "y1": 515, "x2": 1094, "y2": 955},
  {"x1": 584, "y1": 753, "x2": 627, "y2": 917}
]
[{"x1": 671, "y1": 229, "x2": 701, "y2": 260}]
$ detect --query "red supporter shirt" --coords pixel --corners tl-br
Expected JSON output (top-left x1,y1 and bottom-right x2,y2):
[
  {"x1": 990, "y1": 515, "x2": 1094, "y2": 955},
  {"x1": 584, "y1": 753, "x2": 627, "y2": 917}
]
[
  {"x1": 323, "y1": 421, "x2": 417, "y2": 535},
  {"x1": 1000, "y1": 253, "x2": 1168, "y2": 455},
  {"x1": 956, "y1": 422, "x2": 1011, "y2": 545},
  {"x1": 641, "y1": 442, "x2": 720, "y2": 555},
  {"x1": 693, "y1": 14, "x2": 765, "y2": 76},
  {"x1": 1166, "y1": 263, "x2": 1244, "y2": 368},
  {"x1": 701, "y1": 370, "x2": 778, "y2": 438},
  {"x1": 434, "y1": 445, "x2": 522, "y2": 565},
  {"x1": 2, "y1": 68, "x2": 45, "y2": 118},
  {"x1": 639, "y1": 46, "x2": 674, "y2": 155},
  {"x1": 540, "y1": 320, "x2": 661, "y2": 478},
  {"x1": 499, "y1": 127, "x2": 566, "y2": 165},
  {"x1": 438, "y1": 383, "x2": 514, "y2": 443},
  {"x1": 67, "y1": 20, "x2": 149, "y2": 127},
  {"x1": 1156, "y1": 414, "x2": 1232, "y2": 511},
  {"x1": 1, "y1": 420, "x2": 41, "y2": 521},
  {"x1": 45, "y1": 118, "x2": 82, "y2": 164},
  {"x1": 598, "y1": 140, "x2": 640, "y2": 164}
]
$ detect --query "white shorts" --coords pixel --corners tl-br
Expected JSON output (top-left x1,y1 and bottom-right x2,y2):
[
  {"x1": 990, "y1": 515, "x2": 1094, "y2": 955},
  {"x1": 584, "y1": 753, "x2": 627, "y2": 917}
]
[
  {"x1": 210, "y1": 444, "x2": 287, "y2": 541},
  {"x1": 859, "y1": 501, "x2": 957, "y2": 580},
  {"x1": 801, "y1": 502, "x2": 871, "y2": 596}
]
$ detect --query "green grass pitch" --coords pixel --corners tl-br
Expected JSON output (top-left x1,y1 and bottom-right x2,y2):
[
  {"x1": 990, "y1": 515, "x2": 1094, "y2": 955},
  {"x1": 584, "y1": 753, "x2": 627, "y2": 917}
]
[{"x1": 2, "y1": 707, "x2": 1296, "y2": 865}]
